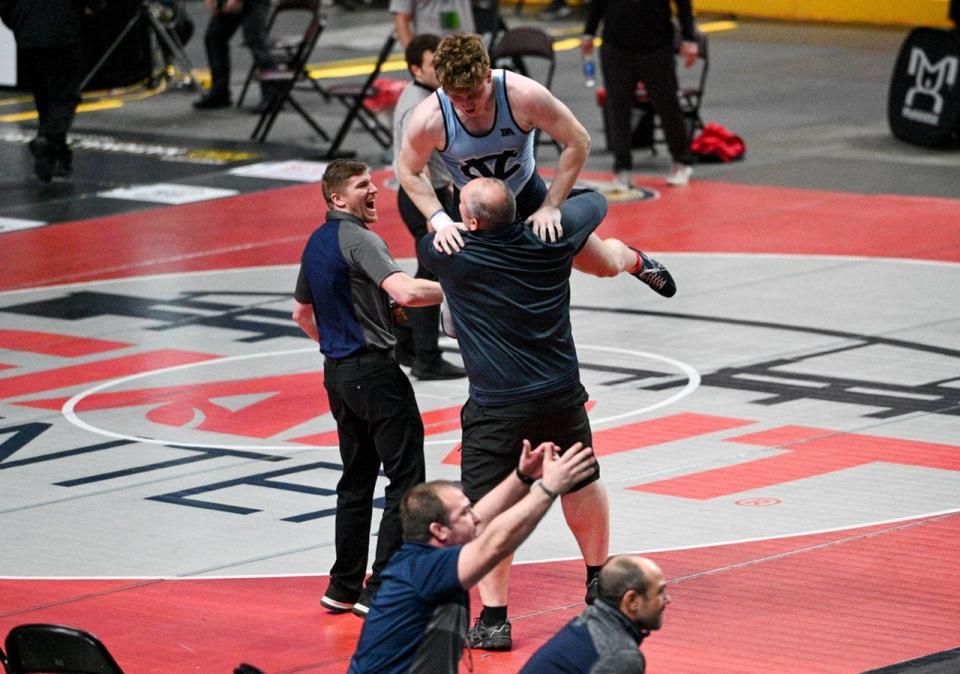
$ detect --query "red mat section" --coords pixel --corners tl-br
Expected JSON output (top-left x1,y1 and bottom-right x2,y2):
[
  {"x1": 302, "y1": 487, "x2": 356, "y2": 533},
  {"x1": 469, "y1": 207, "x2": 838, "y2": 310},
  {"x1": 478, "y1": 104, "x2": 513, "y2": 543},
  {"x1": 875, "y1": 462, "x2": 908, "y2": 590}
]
[
  {"x1": 2, "y1": 173, "x2": 959, "y2": 291},
  {"x1": 2, "y1": 515, "x2": 957, "y2": 673}
]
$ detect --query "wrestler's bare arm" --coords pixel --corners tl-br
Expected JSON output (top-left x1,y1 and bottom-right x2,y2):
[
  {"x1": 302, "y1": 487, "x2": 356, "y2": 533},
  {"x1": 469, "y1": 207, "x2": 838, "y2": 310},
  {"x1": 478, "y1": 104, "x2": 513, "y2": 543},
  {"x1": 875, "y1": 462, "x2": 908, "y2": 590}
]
[
  {"x1": 508, "y1": 75, "x2": 591, "y2": 237},
  {"x1": 397, "y1": 96, "x2": 451, "y2": 230}
]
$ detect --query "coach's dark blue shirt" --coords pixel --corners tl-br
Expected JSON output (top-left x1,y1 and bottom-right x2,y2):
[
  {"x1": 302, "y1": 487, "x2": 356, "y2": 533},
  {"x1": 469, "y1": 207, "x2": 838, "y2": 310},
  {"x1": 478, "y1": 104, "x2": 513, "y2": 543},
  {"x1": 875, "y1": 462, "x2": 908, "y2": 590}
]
[
  {"x1": 349, "y1": 543, "x2": 468, "y2": 673},
  {"x1": 418, "y1": 198, "x2": 602, "y2": 406},
  {"x1": 295, "y1": 211, "x2": 402, "y2": 359}
]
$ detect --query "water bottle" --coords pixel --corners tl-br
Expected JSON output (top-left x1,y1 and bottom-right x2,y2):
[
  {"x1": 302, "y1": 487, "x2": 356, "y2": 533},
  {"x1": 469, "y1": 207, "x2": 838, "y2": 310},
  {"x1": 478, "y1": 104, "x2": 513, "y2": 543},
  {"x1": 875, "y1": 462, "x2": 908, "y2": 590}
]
[{"x1": 582, "y1": 55, "x2": 596, "y2": 88}]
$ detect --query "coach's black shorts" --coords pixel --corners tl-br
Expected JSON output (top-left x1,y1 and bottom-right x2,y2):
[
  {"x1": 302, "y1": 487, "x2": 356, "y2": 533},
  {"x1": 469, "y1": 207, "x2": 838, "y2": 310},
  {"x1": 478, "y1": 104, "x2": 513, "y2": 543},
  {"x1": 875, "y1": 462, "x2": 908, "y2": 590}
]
[{"x1": 459, "y1": 384, "x2": 600, "y2": 503}]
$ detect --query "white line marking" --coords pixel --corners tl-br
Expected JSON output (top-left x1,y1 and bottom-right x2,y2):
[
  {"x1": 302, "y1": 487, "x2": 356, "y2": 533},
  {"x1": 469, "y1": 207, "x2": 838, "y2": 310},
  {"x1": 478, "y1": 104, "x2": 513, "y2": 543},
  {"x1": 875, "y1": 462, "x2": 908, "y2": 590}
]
[
  {"x1": 60, "y1": 345, "x2": 700, "y2": 451},
  {"x1": 6, "y1": 509, "x2": 957, "y2": 581},
  {"x1": 61, "y1": 347, "x2": 327, "y2": 452}
]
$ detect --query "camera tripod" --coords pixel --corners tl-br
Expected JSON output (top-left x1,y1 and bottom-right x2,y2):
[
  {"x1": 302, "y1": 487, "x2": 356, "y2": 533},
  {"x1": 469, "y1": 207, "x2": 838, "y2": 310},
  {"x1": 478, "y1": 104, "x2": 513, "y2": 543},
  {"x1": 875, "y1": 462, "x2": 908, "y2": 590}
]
[{"x1": 79, "y1": 0, "x2": 201, "y2": 92}]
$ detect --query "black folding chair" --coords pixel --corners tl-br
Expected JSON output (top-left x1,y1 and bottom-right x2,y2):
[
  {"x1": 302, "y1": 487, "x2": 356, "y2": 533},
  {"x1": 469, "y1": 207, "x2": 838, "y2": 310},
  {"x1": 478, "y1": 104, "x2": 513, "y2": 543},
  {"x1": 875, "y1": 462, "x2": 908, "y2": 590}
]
[
  {"x1": 321, "y1": 31, "x2": 398, "y2": 158},
  {"x1": 4, "y1": 624, "x2": 124, "y2": 674},
  {"x1": 237, "y1": 0, "x2": 325, "y2": 109},
  {"x1": 492, "y1": 26, "x2": 561, "y2": 157},
  {"x1": 251, "y1": 12, "x2": 330, "y2": 143}
]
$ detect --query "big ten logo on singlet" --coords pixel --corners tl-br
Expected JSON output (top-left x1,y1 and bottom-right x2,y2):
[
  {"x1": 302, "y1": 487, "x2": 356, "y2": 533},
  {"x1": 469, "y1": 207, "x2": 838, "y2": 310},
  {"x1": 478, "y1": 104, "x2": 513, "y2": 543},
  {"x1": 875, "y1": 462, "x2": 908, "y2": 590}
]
[{"x1": 458, "y1": 149, "x2": 521, "y2": 182}]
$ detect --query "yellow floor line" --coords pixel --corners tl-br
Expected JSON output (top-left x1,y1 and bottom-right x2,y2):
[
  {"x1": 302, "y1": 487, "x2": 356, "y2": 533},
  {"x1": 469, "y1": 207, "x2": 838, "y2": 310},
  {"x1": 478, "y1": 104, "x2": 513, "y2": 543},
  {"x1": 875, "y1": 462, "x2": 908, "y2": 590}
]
[
  {"x1": 308, "y1": 20, "x2": 737, "y2": 80},
  {"x1": 0, "y1": 98, "x2": 124, "y2": 122},
  {"x1": 76, "y1": 99, "x2": 125, "y2": 113},
  {"x1": 0, "y1": 20, "x2": 738, "y2": 119},
  {"x1": 0, "y1": 94, "x2": 36, "y2": 107},
  {"x1": 0, "y1": 110, "x2": 40, "y2": 122}
]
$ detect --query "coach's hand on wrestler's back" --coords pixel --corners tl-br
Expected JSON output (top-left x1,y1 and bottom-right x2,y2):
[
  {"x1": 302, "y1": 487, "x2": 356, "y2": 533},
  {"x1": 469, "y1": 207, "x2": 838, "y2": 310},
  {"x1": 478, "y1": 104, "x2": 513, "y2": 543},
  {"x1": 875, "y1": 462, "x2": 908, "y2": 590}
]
[
  {"x1": 432, "y1": 221, "x2": 468, "y2": 255},
  {"x1": 542, "y1": 442, "x2": 595, "y2": 494},
  {"x1": 527, "y1": 204, "x2": 563, "y2": 243}
]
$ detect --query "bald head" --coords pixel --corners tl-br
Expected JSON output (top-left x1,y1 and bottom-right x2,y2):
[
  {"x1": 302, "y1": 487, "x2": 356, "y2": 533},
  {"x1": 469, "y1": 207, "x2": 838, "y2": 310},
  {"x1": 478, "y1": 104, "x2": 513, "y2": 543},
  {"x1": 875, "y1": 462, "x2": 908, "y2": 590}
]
[
  {"x1": 598, "y1": 555, "x2": 655, "y2": 601},
  {"x1": 598, "y1": 555, "x2": 669, "y2": 631},
  {"x1": 459, "y1": 177, "x2": 516, "y2": 231}
]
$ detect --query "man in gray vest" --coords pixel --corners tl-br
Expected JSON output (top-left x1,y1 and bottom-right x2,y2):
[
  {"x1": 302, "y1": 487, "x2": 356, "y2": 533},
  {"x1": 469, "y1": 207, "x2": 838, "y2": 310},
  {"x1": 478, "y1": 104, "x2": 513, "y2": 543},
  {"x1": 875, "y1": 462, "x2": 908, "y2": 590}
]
[{"x1": 521, "y1": 555, "x2": 671, "y2": 673}]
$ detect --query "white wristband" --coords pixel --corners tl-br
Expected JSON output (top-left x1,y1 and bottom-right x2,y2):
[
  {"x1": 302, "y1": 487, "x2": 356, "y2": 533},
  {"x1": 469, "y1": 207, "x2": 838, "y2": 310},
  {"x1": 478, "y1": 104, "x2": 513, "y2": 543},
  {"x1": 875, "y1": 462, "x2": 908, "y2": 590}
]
[{"x1": 431, "y1": 211, "x2": 455, "y2": 230}]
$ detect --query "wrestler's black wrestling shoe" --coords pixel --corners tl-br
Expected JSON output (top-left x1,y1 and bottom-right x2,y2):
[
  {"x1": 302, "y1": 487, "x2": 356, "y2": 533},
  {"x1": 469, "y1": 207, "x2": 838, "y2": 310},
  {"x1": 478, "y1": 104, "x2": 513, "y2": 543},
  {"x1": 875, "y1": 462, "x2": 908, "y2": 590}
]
[
  {"x1": 467, "y1": 616, "x2": 512, "y2": 651},
  {"x1": 630, "y1": 247, "x2": 677, "y2": 298}
]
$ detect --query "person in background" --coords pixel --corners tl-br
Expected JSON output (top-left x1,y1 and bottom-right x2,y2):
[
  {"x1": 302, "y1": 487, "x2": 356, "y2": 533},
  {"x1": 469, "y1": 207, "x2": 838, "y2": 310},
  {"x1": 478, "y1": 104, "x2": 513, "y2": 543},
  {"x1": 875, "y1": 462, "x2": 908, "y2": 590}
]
[
  {"x1": 390, "y1": 0, "x2": 475, "y2": 48},
  {"x1": 194, "y1": 0, "x2": 276, "y2": 111},
  {"x1": 521, "y1": 555, "x2": 671, "y2": 673},
  {"x1": 581, "y1": 0, "x2": 699, "y2": 188},
  {"x1": 391, "y1": 34, "x2": 466, "y2": 380},
  {"x1": 3, "y1": 0, "x2": 85, "y2": 181}
]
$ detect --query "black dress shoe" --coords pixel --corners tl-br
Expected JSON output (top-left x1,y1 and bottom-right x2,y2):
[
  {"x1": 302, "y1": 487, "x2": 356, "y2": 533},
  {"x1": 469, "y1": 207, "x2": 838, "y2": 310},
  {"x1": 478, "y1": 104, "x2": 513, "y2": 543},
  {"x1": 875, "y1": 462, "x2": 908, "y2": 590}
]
[
  {"x1": 193, "y1": 93, "x2": 232, "y2": 109},
  {"x1": 53, "y1": 144, "x2": 73, "y2": 178},
  {"x1": 411, "y1": 359, "x2": 466, "y2": 380},
  {"x1": 28, "y1": 137, "x2": 55, "y2": 182}
]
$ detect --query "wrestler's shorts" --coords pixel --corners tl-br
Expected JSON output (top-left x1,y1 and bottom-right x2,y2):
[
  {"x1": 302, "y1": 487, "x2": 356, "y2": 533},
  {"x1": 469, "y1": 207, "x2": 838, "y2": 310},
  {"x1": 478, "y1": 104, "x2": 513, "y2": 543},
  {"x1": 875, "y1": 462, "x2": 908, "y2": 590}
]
[{"x1": 459, "y1": 385, "x2": 600, "y2": 503}]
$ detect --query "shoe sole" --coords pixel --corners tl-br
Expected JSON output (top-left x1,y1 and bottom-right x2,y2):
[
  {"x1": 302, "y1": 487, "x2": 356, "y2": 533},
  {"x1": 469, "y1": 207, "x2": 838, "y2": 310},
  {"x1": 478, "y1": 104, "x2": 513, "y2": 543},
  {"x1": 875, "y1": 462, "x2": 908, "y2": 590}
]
[
  {"x1": 351, "y1": 604, "x2": 369, "y2": 618},
  {"x1": 321, "y1": 596, "x2": 355, "y2": 613},
  {"x1": 468, "y1": 640, "x2": 512, "y2": 651}
]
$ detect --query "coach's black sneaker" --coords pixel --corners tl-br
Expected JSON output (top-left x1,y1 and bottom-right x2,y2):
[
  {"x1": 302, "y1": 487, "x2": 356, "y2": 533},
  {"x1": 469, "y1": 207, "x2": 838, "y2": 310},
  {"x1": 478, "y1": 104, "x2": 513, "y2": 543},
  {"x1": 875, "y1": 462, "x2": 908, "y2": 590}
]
[
  {"x1": 585, "y1": 576, "x2": 599, "y2": 605},
  {"x1": 630, "y1": 247, "x2": 677, "y2": 298},
  {"x1": 352, "y1": 586, "x2": 374, "y2": 618},
  {"x1": 321, "y1": 585, "x2": 358, "y2": 614},
  {"x1": 467, "y1": 616, "x2": 512, "y2": 651},
  {"x1": 28, "y1": 137, "x2": 55, "y2": 182}
]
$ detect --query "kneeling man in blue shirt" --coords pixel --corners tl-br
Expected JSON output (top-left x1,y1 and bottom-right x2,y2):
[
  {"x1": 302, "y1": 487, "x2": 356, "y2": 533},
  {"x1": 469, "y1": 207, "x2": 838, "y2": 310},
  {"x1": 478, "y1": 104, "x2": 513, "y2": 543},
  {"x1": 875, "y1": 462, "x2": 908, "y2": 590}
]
[{"x1": 349, "y1": 440, "x2": 596, "y2": 673}]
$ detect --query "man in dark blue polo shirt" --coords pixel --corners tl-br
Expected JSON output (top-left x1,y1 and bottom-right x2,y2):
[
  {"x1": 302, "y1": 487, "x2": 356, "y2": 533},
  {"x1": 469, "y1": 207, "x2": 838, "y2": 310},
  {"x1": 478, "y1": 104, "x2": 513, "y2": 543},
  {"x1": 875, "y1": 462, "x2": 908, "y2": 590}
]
[
  {"x1": 292, "y1": 159, "x2": 443, "y2": 617},
  {"x1": 418, "y1": 177, "x2": 621, "y2": 650}
]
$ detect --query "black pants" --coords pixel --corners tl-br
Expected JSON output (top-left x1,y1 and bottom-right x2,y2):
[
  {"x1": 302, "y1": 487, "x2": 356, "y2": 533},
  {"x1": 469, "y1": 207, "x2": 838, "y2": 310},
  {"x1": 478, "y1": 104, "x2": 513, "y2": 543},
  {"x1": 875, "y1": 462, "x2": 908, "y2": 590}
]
[
  {"x1": 203, "y1": 0, "x2": 275, "y2": 99},
  {"x1": 397, "y1": 185, "x2": 456, "y2": 368},
  {"x1": 323, "y1": 351, "x2": 425, "y2": 596},
  {"x1": 601, "y1": 43, "x2": 691, "y2": 169},
  {"x1": 18, "y1": 44, "x2": 84, "y2": 146}
]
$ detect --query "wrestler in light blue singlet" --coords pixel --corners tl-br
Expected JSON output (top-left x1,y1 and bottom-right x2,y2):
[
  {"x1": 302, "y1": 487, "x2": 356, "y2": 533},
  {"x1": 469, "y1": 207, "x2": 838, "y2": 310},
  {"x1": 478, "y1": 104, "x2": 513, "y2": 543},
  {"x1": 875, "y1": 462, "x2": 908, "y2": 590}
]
[{"x1": 436, "y1": 69, "x2": 536, "y2": 194}]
